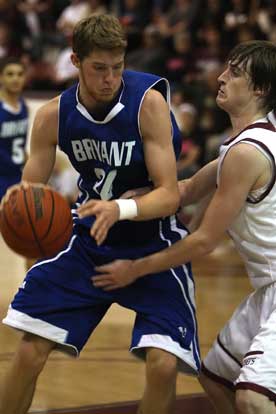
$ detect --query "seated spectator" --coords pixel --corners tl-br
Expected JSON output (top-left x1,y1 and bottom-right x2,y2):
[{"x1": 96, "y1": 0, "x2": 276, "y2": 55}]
[
  {"x1": 165, "y1": 31, "x2": 195, "y2": 84},
  {"x1": 56, "y1": 0, "x2": 90, "y2": 38},
  {"x1": 176, "y1": 103, "x2": 202, "y2": 179},
  {"x1": 126, "y1": 25, "x2": 167, "y2": 76},
  {"x1": 116, "y1": 0, "x2": 151, "y2": 52},
  {"x1": 87, "y1": 0, "x2": 107, "y2": 15},
  {"x1": 0, "y1": 21, "x2": 21, "y2": 58}
]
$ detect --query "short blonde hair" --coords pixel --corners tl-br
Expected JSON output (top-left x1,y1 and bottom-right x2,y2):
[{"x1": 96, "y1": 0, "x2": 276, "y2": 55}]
[{"x1": 72, "y1": 14, "x2": 127, "y2": 60}]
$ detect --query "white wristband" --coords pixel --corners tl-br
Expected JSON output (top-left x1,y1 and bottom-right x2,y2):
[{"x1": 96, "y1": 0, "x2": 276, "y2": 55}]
[{"x1": 115, "y1": 199, "x2": 138, "y2": 220}]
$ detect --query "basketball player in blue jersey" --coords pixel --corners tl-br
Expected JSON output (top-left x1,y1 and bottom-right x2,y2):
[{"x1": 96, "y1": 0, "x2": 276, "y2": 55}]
[
  {"x1": 0, "y1": 57, "x2": 28, "y2": 201},
  {"x1": 95, "y1": 41, "x2": 276, "y2": 414},
  {"x1": 0, "y1": 14, "x2": 200, "y2": 414}
]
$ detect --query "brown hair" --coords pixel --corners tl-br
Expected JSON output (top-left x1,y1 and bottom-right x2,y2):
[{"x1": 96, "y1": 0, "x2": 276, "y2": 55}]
[
  {"x1": 72, "y1": 14, "x2": 127, "y2": 61},
  {"x1": 228, "y1": 40, "x2": 276, "y2": 112},
  {"x1": 0, "y1": 56, "x2": 25, "y2": 73}
]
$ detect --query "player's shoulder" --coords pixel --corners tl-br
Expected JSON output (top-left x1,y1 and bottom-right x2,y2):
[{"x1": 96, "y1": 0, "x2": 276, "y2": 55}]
[
  {"x1": 142, "y1": 88, "x2": 167, "y2": 111},
  {"x1": 35, "y1": 96, "x2": 60, "y2": 123}
]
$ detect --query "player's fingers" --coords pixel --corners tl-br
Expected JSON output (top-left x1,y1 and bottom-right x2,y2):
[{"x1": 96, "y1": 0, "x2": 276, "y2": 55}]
[
  {"x1": 102, "y1": 284, "x2": 118, "y2": 291},
  {"x1": 77, "y1": 200, "x2": 97, "y2": 214},
  {"x1": 92, "y1": 277, "x2": 111, "y2": 288},
  {"x1": 3, "y1": 186, "x2": 19, "y2": 204},
  {"x1": 92, "y1": 274, "x2": 107, "y2": 281},
  {"x1": 90, "y1": 222, "x2": 108, "y2": 245},
  {"x1": 94, "y1": 264, "x2": 113, "y2": 273}
]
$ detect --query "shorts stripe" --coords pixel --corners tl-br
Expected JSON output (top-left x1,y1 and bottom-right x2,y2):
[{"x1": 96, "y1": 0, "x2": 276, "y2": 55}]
[
  {"x1": 159, "y1": 216, "x2": 200, "y2": 368},
  {"x1": 29, "y1": 234, "x2": 78, "y2": 271}
]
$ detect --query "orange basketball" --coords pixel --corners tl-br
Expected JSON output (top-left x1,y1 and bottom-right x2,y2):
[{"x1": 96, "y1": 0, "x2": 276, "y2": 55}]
[{"x1": 0, "y1": 185, "x2": 73, "y2": 258}]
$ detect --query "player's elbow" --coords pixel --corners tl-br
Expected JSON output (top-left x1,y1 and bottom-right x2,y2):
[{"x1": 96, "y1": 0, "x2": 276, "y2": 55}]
[
  {"x1": 166, "y1": 191, "x2": 180, "y2": 215},
  {"x1": 195, "y1": 232, "x2": 218, "y2": 257}
]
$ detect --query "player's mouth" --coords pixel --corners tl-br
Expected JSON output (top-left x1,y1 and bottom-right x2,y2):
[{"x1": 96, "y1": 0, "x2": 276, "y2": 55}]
[{"x1": 101, "y1": 89, "x2": 113, "y2": 94}]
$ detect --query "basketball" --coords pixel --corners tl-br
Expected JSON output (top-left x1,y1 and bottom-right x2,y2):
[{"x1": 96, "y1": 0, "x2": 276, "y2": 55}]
[{"x1": 0, "y1": 185, "x2": 73, "y2": 258}]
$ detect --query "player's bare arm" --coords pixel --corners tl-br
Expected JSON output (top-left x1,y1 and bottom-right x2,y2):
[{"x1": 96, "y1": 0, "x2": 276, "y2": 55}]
[
  {"x1": 22, "y1": 97, "x2": 58, "y2": 184},
  {"x1": 179, "y1": 158, "x2": 218, "y2": 206},
  {"x1": 121, "y1": 156, "x2": 218, "y2": 206},
  {"x1": 133, "y1": 88, "x2": 180, "y2": 219},
  {"x1": 93, "y1": 143, "x2": 269, "y2": 290}
]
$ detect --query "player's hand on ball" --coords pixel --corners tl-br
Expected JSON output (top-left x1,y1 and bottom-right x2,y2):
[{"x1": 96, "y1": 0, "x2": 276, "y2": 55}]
[
  {"x1": 77, "y1": 200, "x2": 120, "y2": 245},
  {"x1": 0, "y1": 182, "x2": 28, "y2": 210},
  {"x1": 1, "y1": 181, "x2": 49, "y2": 210},
  {"x1": 93, "y1": 260, "x2": 138, "y2": 290}
]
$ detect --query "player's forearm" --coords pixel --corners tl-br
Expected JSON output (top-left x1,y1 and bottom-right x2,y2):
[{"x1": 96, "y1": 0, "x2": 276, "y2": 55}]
[
  {"x1": 180, "y1": 160, "x2": 218, "y2": 206},
  {"x1": 132, "y1": 230, "x2": 213, "y2": 277},
  {"x1": 134, "y1": 186, "x2": 180, "y2": 220},
  {"x1": 22, "y1": 157, "x2": 54, "y2": 184}
]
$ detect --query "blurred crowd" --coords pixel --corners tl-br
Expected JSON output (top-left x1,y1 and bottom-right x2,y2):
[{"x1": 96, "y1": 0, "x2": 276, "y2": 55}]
[{"x1": 1, "y1": 0, "x2": 275, "y2": 175}]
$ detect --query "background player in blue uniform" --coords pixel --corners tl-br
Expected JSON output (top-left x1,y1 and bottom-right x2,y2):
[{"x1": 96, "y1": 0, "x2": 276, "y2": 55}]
[
  {"x1": 1, "y1": 15, "x2": 200, "y2": 414},
  {"x1": 0, "y1": 57, "x2": 28, "y2": 201}
]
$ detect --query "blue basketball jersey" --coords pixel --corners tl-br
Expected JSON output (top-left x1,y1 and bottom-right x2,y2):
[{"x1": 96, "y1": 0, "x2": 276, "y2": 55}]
[
  {"x1": 58, "y1": 70, "x2": 181, "y2": 246},
  {"x1": 0, "y1": 98, "x2": 28, "y2": 178}
]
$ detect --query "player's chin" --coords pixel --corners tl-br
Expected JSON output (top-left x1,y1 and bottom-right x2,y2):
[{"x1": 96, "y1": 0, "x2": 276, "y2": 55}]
[
  {"x1": 216, "y1": 96, "x2": 226, "y2": 109},
  {"x1": 97, "y1": 91, "x2": 115, "y2": 101}
]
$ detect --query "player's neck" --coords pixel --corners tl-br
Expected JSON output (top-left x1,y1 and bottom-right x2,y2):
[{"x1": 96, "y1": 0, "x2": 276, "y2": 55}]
[
  {"x1": 0, "y1": 89, "x2": 21, "y2": 110},
  {"x1": 230, "y1": 109, "x2": 268, "y2": 136},
  {"x1": 78, "y1": 83, "x2": 122, "y2": 120}
]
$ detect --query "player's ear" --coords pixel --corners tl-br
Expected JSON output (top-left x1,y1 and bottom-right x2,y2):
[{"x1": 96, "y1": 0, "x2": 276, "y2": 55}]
[{"x1": 71, "y1": 53, "x2": 80, "y2": 69}]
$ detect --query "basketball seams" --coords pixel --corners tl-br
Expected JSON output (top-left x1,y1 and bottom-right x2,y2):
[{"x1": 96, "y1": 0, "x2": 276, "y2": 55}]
[
  {"x1": 1, "y1": 207, "x2": 41, "y2": 257},
  {"x1": 40, "y1": 190, "x2": 55, "y2": 240},
  {"x1": 1, "y1": 205, "x2": 19, "y2": 238},
  {"x1": 1, "y1": 194, "x2": 33, "y2": 241},
  {"x1": 23, "y1": 188, "x2": 45, "y2": 257},
  {"x1": 43, "y1": 215, "x2": 72, "y2": 251}
]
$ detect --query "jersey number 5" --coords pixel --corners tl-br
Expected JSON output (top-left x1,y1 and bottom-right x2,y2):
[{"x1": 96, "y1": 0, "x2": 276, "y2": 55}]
[{"x1": 12, "y1": 138, "x2": 25, "y2": 165}]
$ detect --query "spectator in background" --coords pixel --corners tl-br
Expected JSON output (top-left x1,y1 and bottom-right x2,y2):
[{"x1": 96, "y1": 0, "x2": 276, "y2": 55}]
[
  {"x1": 0, "y1": 21, "x2": 22, "y2": 59},
  {"x1": 56, "y1": 0, "x2": 90, "y2": 38},
  {"x1": 116, "y1": 0, "x2": 150, "y2": 52},
  {"x1": 87, "y1": 0, "x2": 107, "y2": 15},
  {"x1": 15, "y1": 0, "x2": 54, "y2": 59},
  {"x1": 165, "y1": 31, "x2": 194, "y2": 85},
  {"x1": 201, "y1": 0, "x2": 227, "y2": 31},
  {"x1": 163, "y1": 0, "x2": 201, "y2": 36},
  {"x1": 126, "y1": 25, "x2": 167, "y2": 76},
  {"x1": 176, "y1": 102, "x2": 201, "y2": 179},
  {"x1": 195, "y1": 23, "x2": 224, "y2": 77}
]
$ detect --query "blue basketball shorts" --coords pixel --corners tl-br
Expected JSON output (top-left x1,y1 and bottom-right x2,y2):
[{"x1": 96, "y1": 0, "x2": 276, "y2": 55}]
[{"x1": 3, "y1": 220, "x2": 200, "y2": 375}]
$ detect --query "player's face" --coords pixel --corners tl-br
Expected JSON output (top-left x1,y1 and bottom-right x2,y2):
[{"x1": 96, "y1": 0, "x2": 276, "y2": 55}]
[
  {"x1": 73, "y1": 49, "x2": 125, "y2": 103},
  {"x1": 216, "y1": 61, "x2": 256, "y2": 115},
  {"x1": 0, "y1": 64, "x2": 26, "y2": 95}
]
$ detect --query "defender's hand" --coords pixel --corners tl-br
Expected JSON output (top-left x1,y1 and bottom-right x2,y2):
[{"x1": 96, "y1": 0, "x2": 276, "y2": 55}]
[
  {"x1": 77, "y1": 200, "x2": 120, "y2": 245},
  {"x1": 93, "y1": 259, "x2": 138, "y2": 290}
]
